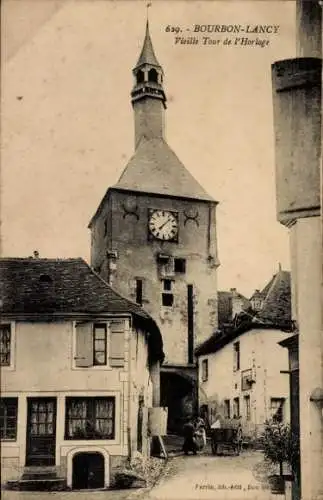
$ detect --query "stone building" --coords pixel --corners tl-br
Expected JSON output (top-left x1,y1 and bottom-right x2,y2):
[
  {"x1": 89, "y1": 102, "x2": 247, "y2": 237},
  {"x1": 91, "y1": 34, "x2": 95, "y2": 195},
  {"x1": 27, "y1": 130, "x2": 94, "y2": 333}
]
[
  {"x1": 89, "y1": 22, "x2": 219, "y2": 433},
  {"x1": 0, "y1": 257, "x2": 163, "y2": 489},
  {"x1": 271, "y1": 1, "x2": 322, "y2": 498},
  {"x1": 196, "y1": 268, "x2": 292, "y2": 440}
]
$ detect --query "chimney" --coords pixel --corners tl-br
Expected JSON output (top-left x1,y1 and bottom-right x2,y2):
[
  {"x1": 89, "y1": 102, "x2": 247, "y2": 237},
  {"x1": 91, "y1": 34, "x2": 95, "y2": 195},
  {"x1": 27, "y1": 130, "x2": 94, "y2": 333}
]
[
  {"x1": 278, "y1": 262, "x2": 282, "y2": 271},
  {"x1": 33, "y1": 250, "x2": 39, "y2": 259}
]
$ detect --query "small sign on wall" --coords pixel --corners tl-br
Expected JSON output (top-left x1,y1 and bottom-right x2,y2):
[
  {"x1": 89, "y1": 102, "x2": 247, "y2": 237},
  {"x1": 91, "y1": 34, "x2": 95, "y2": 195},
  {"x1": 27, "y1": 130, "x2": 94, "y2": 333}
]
[{"x1": 148, "y1": 407, "x2": 168, "y2": 436}]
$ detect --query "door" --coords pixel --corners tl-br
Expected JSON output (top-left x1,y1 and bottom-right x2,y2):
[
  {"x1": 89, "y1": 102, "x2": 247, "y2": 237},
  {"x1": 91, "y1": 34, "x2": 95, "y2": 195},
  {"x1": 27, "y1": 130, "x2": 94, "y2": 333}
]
[
  {"x1": 72, "y1": 452, "x2": 104, "y2": 489},
  {"x1": 26, "y1": 397, "x2": 57, "y2": 466}
]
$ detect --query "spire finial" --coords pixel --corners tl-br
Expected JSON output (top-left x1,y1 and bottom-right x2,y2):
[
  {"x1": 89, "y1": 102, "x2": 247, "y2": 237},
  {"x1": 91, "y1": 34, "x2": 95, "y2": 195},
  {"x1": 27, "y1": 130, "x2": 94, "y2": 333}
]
[
  {"x1": 134, "y1": 5, "x2": 161, "y2": 69},
  {"x1": 146, "y1": 2, "x2": 152, "y2": 23}
]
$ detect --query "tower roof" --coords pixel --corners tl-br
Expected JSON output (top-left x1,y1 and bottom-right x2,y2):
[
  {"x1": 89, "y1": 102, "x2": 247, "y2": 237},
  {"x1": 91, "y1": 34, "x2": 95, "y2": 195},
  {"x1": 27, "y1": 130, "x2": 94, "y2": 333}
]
[
  {"x1": 113, "y1": 137, "x2": 215, "y2": 202},
  {"x1": 135, "y1": 20, "x2": 161, "y2": 68}
]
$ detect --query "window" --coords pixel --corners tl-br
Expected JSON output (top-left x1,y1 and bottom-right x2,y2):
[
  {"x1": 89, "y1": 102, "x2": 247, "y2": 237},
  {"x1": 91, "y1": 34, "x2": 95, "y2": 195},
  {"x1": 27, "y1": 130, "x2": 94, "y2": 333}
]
[
  {"x1": 244, "y1": 395, "x2": 251, "y2": 421},
  {"x1": 241, "y1": 369, "x2": 254, "y2": 391},
  {"x1": 233, "y1": 341, "x2": 240, "y2": 371},
  {"x1": 163, "y1": 279, "x2": 172, "y2": 291},
  {"x1": 65, "y1": 397, "x2": 115, "y2": 440},
  {"x1": 162, "y1": 294, "x2": 174, "y2": 307},
  {"x1": 233, "y1": 397, "x2": 240, "y2": 418},
  {"x1": 161, "y1": 279, "x2": 174, "y2": 307},
  {"x1": 224, "y1": 399, "x2": 231, "y2": 419},
  {"x1": 39, "y1": 274, "x2": 53, "y2": 284},
  {"x1": 93, "y1": 324, "x2": 107, "y2": 366},
  {"x1": 136, "y1": 69, "x2": 145, "y2": 84},
  {"x1": 135, "y1": 279, "x2": 143, "y2": 305},
  {"x1": 174, "y1": 258, "x2": 186, "y2": 274},
  {"x1": 270, "y1": 398, "x2": 285, "y2": 423},
  {"x1": 0, "y1": 398, "x2": 18, "y2": 440},
  {"x1": 148, "y1": 68, "x2": 158, "y2": 83},
  {"x1": 201, "y1": 359, "x2": 208, "y2": 382},
  {"x1": 75, "y1": 320, "x2": 125, "y2": 368},
  {"x1": 0, "y1": 325, "x2": 11, "y2": 367}
]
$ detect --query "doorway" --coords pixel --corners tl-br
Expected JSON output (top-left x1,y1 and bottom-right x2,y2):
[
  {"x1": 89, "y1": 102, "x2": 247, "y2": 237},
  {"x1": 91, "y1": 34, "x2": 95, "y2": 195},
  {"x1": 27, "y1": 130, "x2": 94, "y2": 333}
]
[
  {"x1": 72, "y1": 452, "x2": 104, "y2": 489},
  {"x1": 26, "y1": 397, "x2": 56, "y2": 466}
]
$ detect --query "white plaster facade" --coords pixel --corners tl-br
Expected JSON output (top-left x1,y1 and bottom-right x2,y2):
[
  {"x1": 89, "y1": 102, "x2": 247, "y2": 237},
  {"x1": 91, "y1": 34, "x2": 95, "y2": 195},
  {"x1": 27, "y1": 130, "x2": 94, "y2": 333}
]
[
  {"x1": 198, "y1": 328, "x2": 291, "y2": 438},
  {"x1": 1, "y1": 316, "x2": 155, "y2": 487}
]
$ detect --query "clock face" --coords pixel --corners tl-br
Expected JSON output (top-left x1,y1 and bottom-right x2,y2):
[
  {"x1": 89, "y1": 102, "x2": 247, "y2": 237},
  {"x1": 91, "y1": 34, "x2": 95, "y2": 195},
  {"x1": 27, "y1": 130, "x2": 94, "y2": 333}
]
[{"x1": 148, "y1": 210, "x2": 179, "y2": 241}]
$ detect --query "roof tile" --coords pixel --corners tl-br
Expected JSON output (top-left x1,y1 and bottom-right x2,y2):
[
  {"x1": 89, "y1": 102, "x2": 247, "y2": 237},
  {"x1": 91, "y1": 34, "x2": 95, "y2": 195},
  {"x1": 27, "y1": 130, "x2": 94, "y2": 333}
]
[{"x1": 114, "y1": 137, "x2": 215, "y2": 202}]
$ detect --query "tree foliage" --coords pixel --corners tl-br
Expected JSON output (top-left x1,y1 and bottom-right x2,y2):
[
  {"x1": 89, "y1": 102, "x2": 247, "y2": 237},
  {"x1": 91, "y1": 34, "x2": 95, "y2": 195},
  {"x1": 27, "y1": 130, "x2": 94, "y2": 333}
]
[{"x1": 260, "y1": 421, "x2": 299, "y2": 475}]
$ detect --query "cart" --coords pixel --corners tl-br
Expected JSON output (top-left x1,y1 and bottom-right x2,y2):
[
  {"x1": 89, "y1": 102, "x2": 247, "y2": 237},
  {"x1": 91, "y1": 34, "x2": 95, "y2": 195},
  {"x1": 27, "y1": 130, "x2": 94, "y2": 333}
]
[{"x1": 210, "y1": 422, "x2": 243, "y2": 456}]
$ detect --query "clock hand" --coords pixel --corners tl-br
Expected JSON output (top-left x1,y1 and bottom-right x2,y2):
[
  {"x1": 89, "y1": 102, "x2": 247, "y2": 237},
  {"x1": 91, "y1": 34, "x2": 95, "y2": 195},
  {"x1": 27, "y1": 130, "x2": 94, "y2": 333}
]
[{"x1": 158, "y1": 217, "x2": 173, "y2": 231}]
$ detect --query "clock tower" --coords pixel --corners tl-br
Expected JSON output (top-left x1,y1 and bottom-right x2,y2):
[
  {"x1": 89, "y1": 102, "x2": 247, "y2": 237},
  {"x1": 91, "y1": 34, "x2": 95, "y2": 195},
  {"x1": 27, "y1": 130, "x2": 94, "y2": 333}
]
[{"x1": 89, "y1": 21, "x2": 219, "y2": 433}]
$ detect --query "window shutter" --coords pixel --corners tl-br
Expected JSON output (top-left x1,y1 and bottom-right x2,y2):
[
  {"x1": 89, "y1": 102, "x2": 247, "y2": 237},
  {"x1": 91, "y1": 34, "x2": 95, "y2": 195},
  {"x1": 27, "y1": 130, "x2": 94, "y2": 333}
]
[
  {"x1": 75, "y1": 322, "x2": 93, "y2": 367},
  {"x1": 109, "y1": 320, "x2": 125, "y2": 367}
]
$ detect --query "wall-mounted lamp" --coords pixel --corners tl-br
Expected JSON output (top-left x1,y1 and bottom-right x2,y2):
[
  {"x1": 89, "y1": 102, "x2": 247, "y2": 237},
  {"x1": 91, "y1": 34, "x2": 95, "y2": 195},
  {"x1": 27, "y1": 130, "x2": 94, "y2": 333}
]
[{"x1": 310, "y1": 388, "x2": 323, "y2": 417}]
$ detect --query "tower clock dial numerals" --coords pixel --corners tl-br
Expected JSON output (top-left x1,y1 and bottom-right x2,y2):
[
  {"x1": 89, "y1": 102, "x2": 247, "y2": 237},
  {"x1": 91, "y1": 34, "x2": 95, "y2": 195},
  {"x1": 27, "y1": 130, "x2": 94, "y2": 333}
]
[{"x1": 148, "y1": 210, "x2": 179, "y2": 241}]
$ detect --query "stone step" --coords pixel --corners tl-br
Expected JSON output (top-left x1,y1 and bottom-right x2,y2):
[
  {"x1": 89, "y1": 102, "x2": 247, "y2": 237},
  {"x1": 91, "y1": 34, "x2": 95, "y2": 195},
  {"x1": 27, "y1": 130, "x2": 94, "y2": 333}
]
[
  {"x1": 22, "y1": 466, "x2": 60, "y2": 481},
  {"x1": 7, "y1": 478, "x2": 67, "y2": 492},
  {"x1": 22, "y1": 473, "x2": 58, "y2": 480}
]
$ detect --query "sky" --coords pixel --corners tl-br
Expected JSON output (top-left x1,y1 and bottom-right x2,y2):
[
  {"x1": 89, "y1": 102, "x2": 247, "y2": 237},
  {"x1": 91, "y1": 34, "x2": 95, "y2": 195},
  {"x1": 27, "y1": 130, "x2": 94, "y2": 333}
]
[{"x1": 1, "y1": 0, "x2": 296, "y2": 297}]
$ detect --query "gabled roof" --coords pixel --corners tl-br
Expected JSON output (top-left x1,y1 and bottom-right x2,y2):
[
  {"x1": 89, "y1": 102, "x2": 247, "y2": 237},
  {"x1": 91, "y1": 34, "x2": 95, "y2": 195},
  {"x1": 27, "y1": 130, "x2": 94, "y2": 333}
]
[
  {"x1": 0, "y1": 257, "x2": 164, "y2": 361},
  {"x1": 195, "y1": 269, "x2": 292, "y2": 356},
  {"x1": 113, "y1": 137, "x2": 215, "y2": 202},
  {"x1": 257, "y1": 270, "x2": 291, "y2": 326},
  {"x1": 135, "y1": 20, "x2": 161, "y2": 68},
  {"x1": 218, "y1": 290, "x2": 251, "y2": 328}
]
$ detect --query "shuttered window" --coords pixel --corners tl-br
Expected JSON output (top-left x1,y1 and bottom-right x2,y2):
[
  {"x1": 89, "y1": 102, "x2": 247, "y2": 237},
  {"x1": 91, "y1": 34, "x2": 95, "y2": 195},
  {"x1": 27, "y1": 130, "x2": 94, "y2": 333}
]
[
  {"x1": 93, "y1": 324, "x2": 107, "y2": 366},
  {"x1": 109, "y1": 320, "x2": 125, "y2": 368},
  {"x1": 75, "y1": 323, "x2": 93, "y2": 367},
  {"x1": 75, "y1": 320, "x2": 125, "y2": 368}
]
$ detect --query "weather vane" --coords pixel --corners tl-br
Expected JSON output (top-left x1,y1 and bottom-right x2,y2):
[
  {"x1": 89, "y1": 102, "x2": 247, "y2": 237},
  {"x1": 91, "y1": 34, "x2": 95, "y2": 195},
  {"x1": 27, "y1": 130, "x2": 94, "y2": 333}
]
[{"x1": 146, "y1": 1, "x2": 152, "y2": 21}]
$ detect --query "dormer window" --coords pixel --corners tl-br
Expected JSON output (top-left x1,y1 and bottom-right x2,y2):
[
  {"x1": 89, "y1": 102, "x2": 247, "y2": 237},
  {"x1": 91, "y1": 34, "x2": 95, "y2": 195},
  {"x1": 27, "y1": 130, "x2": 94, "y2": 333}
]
[
  {"x1": 39, "y1": 274, "x2": 53, "y2": 284},
  {"x1": 148, "y1": 68, "x2": 158, "y2": 83}
]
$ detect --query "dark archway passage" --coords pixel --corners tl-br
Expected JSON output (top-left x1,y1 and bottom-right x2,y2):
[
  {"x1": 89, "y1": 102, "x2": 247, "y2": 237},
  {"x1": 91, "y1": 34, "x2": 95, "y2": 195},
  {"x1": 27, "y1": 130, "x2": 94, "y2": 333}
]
[
  {"x1": 160, "y1": 372, "x2": 196, "y2": 434},
  {"x1": 72, "y1": 452, "x2": 104, "y2": 489}
]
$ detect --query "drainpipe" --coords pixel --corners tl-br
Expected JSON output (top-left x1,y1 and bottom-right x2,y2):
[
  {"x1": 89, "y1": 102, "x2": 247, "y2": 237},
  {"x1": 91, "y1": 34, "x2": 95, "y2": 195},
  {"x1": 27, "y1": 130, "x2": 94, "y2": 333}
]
[{"x1": 127, "y1": 318, "x2": 132, "y2": 463}]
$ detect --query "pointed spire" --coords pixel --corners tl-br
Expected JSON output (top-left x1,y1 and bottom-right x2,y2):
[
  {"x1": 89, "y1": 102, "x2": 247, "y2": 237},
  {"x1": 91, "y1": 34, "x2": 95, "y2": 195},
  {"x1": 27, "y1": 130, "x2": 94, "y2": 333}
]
[{"x1": 136, "y1": 19, "x2": 161, "y2": 68}]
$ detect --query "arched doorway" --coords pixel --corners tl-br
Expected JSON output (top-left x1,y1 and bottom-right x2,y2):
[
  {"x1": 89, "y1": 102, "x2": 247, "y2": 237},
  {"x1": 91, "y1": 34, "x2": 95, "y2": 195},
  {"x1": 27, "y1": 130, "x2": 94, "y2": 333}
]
[
  {"x1": 160, "y1": 371, "x2": 197, "y2": 434},
  {"x1": 72, "y1": 452, "x2": 104, "y2": 489}
]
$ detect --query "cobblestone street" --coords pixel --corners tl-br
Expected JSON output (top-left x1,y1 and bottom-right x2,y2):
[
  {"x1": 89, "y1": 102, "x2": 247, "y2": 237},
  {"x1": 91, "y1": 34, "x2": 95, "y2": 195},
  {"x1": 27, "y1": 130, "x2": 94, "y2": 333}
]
[
  {"x1": 129, "y1": 449, "x2": 287, "y2": 500},
  {"x1": 1, "y1": 490, "x2": 132, "y2": 500},
  {"x1": 2, "y1": 449, "x2": 288, "y2": 500}
]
